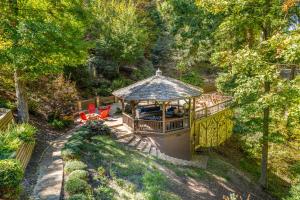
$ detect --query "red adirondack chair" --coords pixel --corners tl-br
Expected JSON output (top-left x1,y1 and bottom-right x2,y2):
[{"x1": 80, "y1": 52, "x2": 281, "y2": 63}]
[
  {"x1": 98, "y1": 105, "x2": 111, "y2": 119},
  {"x1": 88, "y1": 103, "x2": 96, "y2": 114},
  {"x1": 80, "y1": 112, "x2": 88, "y2": 124}
]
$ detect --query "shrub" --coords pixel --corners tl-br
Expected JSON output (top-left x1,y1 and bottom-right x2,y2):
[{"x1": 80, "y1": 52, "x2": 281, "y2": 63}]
[
  {"x1": 64, "y1": 139, "x2": 84, "y2": 152},
  {"x1": 68, "y1": 193, "x2": 88, "y2": 200},
  {"x1": 61, "y1": 148, "x2": 80, "y2": 161},
  {"x1": 94, "y1": 185, "x2": 114, "y2": 200},
  {"x1": 64, "y1": 160, "x2": 87, "y2": 174},
  {"x1": 84, "y1": 121, "x2": 111, "y2": 136},
  {"x1": 68, "y1": 170, "x2": 88, "y2": 181},
  {"x1": 0, "y1": 159, "x2": 24, "y2": 199},
  {"x1": 64, "y1": 178, "x2": 89, "y2": 195},
  {"x1": 0, "y1": 124, "x2": 37, "y2": 159}
]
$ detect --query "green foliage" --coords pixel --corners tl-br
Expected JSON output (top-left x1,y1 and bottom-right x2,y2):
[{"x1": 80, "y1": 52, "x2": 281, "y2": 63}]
[
  {"x1": 284, "y1": 183, "x2": 300, "y2": 200},
  {"x1": 0, "y1": 0, "x2": 89, "y2": 77},
  {"x1": 61, "y1": 148, "x2": 80, "y2": 161},
  {"x1": 94, "y1": 185, "x2": 114, "y2": 200},
  {"x1": 64, "y1": 160, "x2": 87, "y2": 174},
  {"x1": 68, "y1": 170, "x2": 89, "y2": 181},
  {"x1": 0, "y1": 123, "x2": 36, "y2": 159},
  {"x1": 89, "y1": 0, "x2": 149, "y2": 64},
  {"x1": 0, "y1": 159, "x2": 24, "y2": 199},
  {"x1": 65, "y1": 178, "x2": 90, "y2": 195},
  {"x1": 68, "y1": 194, "x2": 88, "y2": 200},
  {"x1": 142, "y1": 171, "x2": 169, "y2": 200},
  {"x1": 50, "y1": 119, "x2": 72, "y2": 130},
  {"x1": 180, "y1": 71, "x2": 203, "y2": 87},
  {"x1": 0, "y1": 99, "x2": 16, "y2": 110}
]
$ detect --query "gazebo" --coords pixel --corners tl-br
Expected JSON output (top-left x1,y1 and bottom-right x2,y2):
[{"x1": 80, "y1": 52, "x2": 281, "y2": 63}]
[{"x1": 113, "y1": 69, "x2": 202, "y2": 135}]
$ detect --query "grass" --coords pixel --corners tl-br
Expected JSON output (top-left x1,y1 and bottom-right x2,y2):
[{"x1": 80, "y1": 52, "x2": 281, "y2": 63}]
[
  {"x1": 81, "y1": 135, "x2": 181, "y2": 199},
  {"x1": 65, "y1": 128, "x2": 269, "y2": 199}
]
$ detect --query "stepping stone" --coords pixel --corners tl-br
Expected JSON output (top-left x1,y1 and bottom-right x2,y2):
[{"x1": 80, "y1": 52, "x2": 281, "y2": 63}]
[
  {"x1": 128, "y1": 136, "x2": 141, "y2": 147},
  {"x1": 143, "y1": 142, "x2": 152, "y2": 154},
  {"x1": 117, "y1": 135, "x2": 134, "y2": 144},
  {"x1": 116, "y1": 133, "x2": 133, "y2": 140},
  {"x1": 150, "y1": 146, "x2": 157, "y2": 156},
  {"x1": 136, "y1": 140, "x2": 147, "y2": 151}
]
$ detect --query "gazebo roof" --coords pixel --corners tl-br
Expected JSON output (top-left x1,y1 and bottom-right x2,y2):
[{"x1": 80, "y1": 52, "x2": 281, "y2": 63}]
[{"x1": 113, "y1": 69, "x2": 202, "y2": 101}]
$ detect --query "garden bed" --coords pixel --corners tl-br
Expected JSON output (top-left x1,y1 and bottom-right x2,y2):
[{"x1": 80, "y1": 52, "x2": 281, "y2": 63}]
[{"x1": 61, "y1": 122, "x2": 270, "y2": 200}]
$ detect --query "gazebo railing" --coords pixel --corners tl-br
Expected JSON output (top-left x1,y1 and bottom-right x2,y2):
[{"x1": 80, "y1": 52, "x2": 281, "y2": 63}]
[
  {"x1": 122, "y1": 113, "x2": 189, "y2": 134},
  {"x1": 166, "y1": 117, "x2": 189, "y2": 132},
  {"x1": 122, "y1": 113, "x2": 134, "y2": 129},
  {"x1": 137, "y1": 119, "x2": 163, "y2": 133},
  {"x1": 195, "y1": 99, "x2": 232, "y2": 119}
]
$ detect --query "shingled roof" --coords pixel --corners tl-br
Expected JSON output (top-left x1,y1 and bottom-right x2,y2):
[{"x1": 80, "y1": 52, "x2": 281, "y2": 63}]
[{"x1": 113, "y1": 69, "x2": 202, "y2": 101}]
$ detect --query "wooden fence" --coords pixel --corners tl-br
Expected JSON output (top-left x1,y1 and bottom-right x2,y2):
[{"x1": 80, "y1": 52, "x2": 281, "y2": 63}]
[
  {"x1": 75, "y1": 96, "x2": 116, "y2": 112},
  {"x1": 0, "y1": 108, "x2": 35, "y2": 170},
  {"x1": 0, "y1": 108, "x2": 14, "y2": 130}
]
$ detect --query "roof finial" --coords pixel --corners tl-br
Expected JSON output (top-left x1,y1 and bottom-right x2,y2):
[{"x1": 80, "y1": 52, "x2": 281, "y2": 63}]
[{"x1": 156, "y1": 68, "x2": 162, "y2": 76}]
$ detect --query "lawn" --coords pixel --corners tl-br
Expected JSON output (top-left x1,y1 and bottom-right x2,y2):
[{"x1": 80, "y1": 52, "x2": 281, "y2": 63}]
[{"x1": 62, "y1": 125, "x2": 270, "y2": 200}]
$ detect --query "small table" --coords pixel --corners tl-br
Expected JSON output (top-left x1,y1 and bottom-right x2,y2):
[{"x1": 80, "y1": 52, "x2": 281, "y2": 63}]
[{"x1": 86, "y1": 113, "x2": 98, "y2": 120}]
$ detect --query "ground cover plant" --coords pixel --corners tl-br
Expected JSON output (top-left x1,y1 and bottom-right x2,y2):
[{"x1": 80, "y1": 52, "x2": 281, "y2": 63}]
[{"x1": 62, "y1": 124, "x2": 270, "y2": 200}]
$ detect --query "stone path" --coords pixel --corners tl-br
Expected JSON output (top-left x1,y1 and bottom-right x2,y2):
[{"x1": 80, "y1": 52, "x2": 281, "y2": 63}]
[
  {"x1": 33, "y1": 127, "x2": 78, "y2": 200},
  {"x1": 110, "y1": 124, "x2": 208, "y2": 169}
]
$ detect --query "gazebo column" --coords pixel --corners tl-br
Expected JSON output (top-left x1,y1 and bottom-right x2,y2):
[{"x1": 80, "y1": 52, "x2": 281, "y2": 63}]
[
  {"x1": 131, "y1": 101, "x2": 138, "y2": 132},
  {"x1": 121, "y1": 99, "x2": 125, "y2": 113},
  {"x1": 162, "y1": 101, "x2": 166, "y2": 133}
]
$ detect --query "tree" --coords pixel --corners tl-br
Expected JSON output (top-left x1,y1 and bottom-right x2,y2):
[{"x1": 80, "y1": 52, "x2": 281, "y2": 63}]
[
  {"x1": 0, "y1": 0, "x2": 89, "y2": 122},
  {"x1": 205, "y1": 0, "x2": 300, "y2": 188}
]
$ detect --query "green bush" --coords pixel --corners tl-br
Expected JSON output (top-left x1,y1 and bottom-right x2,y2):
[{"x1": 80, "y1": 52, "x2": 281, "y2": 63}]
[
  {"x1": 61, "y1": 148, "x2": 80, "y2": 161},
  {"x1": 68, "y1": 170, "x2": 88, "y2": 181},
  {"x1": 50, "y1": 119, "x2": 72, "y2": 130},
  {"x1": 64, "y1": 160, "x2": 87, "y2": 174},
  {"x1": 68, "y1": 193, "x2": 88, "y2": 200},
  {"x1": 94, "y1": 185, "x2": 114, "y2": 200},
  {"x1": 0, "y1": 159, "x2": 24, "y2": 199},
  {"x1": 0, "y1": 123, "x2": 37, "y2": 159},
  {"x1": 64, "y1": 178, "x2": 90, "y2": 195},
  {"x1": 284, "y1": 183, "x2": 300, "y2": 200}
]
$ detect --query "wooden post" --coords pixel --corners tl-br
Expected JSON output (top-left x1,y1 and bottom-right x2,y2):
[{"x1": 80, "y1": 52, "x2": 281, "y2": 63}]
[
  {"x1": 121, "y1": 99, "x2": 125, "y2": 113},
  {"x1": 131, "y1": 101, "x2": 137, "y2": 132},
  {"x1": 96, "y1": 96, "x2": 100, "y2": 108},
  {"x1": 77, "y1": 101, "x2": 82, "y2": 111},
  {"x1": 162, "y1": 102, "x2": 166, "y2": 133},
  {"x1": 192, "y1": 97, "x2": 196, "y2": 121}
]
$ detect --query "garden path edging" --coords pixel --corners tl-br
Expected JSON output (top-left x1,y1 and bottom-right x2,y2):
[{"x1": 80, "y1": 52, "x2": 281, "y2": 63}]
[{"x1": 33, "y1": 127, "x2": 78, "y2": 200}]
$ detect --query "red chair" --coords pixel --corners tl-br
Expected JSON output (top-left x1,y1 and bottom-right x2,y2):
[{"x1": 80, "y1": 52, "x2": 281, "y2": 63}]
[
  {"x1": 88, "y1": 103, "x2": 96, "y2": 114},
  {"x1": 80, "y1": 112, "x2": 88, "y2": 124},
  {"x1": 98, "y1": 105, "x2": 111, "y2": 119},
  {"x1": 99, "y1": 109, "x2": 109, "y2": 119}
]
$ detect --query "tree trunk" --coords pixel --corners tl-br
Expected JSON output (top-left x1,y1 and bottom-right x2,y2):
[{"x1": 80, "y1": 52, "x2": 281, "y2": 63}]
[
  {"x1": 259, "y1": 81, "x2": 270, "y2": 188},
  {"x1": 14, "y1": 69, "x2": 29, "y2": 123},
  {"x1": 290, "y1": 66, "x2": 296, "y2": 80}
]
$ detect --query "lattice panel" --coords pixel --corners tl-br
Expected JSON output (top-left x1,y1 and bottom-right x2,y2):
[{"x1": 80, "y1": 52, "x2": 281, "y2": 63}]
[{"x1": 191, "y1": 109, "x2": 233, "y2": 149}]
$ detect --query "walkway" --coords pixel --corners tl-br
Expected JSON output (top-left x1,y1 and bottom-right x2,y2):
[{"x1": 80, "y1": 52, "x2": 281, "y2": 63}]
[{"x1": 32, "y1": 127, "x2": 78, "y2": 200}]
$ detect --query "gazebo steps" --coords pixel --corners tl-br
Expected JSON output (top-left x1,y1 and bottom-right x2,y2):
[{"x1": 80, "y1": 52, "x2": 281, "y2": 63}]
[{"x1": 111, "y1": 125, "x2": 207, "y2": 169}]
